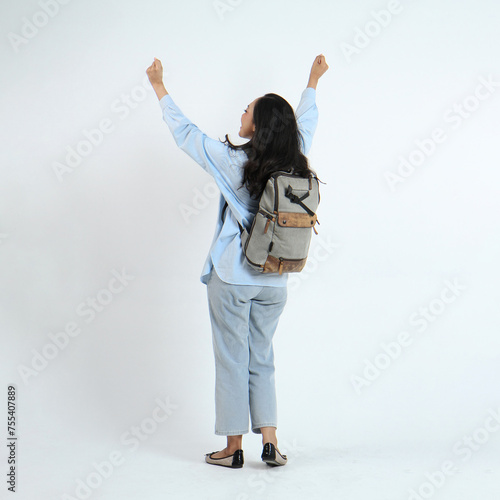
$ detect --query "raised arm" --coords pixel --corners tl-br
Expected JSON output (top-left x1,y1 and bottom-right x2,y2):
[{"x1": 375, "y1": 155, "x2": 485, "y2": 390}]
[
  {"x1": 145, "y1": 56, "x2": 236, "y2": 183},
  {"x1": 145, "y1": 57, "x2": 256, "y2": 225},
  {"x1": 295, "y1": 55, "x2": 329, "y2": 155}
]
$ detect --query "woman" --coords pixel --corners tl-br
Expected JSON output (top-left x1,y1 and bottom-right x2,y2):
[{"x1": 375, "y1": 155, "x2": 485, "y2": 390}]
[{"x1": 146, "y1": 54, "x2": 328, "y2": 468}]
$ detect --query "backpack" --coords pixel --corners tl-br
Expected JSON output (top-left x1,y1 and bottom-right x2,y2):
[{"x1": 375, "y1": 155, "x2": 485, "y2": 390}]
[{"x1": 223, "y1": 171, "x2": 320, "y2": 275}]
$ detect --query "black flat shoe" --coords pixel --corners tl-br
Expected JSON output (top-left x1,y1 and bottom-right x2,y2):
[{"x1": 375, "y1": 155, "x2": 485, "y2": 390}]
[
  {"x1": 261, "y1": 442, "x2": 287, "y2": 466},
  {"x1": 205, "y1": 449, "x2": 244, "y2": 468}
]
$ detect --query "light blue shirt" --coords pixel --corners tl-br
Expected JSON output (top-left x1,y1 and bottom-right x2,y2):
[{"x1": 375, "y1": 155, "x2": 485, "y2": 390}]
[{"x1": 159, "y1": 87, "x2": 318, "y2": 286}]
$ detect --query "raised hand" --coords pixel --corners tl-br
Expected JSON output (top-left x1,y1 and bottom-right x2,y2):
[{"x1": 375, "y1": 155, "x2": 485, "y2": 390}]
[
  {"x1": 146, "y1": 57, "x2": 168, "y2": 101},
  {"x1": 146, "y1": 57, "x2": 164, "y2": 86},
  {"x1": 308, "y1": 54, "x2": 329, "y2": 89}
]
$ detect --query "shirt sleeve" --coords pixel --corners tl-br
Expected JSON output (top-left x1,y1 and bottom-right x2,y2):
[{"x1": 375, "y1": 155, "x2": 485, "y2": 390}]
[
  {"x1": 158, "y1": 94, "x2": 247, "y2": 207},
  {"x1": 295, "y1": 87, "x2": 319, "y2": 156}
]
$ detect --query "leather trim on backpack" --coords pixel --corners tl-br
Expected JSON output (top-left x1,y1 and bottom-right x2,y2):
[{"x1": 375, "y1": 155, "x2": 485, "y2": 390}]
[
  {"x1": 263, "y1": 255, "x2": 307, "y2": 274},
  {"x1": 277, "y1": 212, "x2": 317, "y2": 228}
]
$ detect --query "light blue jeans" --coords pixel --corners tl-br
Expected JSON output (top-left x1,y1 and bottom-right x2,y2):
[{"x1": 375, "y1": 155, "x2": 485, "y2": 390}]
[{"x1": 206, "y1": 267, "x2": 288, "y2": 436}]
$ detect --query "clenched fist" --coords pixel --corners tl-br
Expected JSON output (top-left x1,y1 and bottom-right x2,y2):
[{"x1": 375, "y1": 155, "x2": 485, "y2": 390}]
[
  {"x1": 146, "y1": 57, "x2": 164, "y2": 86},
  {"x1": 309, "y1": 54, "x2": 329, "y2": 81}
]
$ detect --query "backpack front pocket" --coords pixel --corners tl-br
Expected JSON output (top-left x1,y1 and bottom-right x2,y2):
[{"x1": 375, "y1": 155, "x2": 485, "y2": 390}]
[{"x1": 263, "y1": 255, "x2": 307, "y2": 274}]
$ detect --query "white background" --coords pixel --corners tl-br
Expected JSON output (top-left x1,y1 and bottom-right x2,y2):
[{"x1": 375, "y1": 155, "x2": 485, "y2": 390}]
[{"x1": 1, "y1": 0, "x2": 499, "y2": 499}]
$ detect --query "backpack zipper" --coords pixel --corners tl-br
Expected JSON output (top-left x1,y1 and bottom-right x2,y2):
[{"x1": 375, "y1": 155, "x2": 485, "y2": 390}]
[
  {"x1": 258, "y1": 209, "x2": 276, "y2": 234},
  {"x1": 278, "y1": 256, "x2": 308, "y2": 274}
]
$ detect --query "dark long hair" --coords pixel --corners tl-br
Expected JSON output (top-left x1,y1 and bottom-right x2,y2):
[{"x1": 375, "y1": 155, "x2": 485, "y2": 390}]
[{"x1": 221, "y1": 93, "x2": 317, "y2": 199}]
